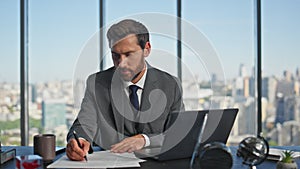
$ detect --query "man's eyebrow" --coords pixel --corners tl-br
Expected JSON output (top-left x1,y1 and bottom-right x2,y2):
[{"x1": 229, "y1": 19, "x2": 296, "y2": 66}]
[{"x1": 111, "y1": 50, "x2": 136, "y2": 55}]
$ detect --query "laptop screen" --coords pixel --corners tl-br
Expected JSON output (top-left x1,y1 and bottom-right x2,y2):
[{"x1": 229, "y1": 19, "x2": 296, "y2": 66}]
[{"x1": 157, "y1": 108, "x2": 239, "y2": 161}]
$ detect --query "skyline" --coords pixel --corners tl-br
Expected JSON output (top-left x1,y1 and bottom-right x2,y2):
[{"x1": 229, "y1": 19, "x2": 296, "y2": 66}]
[{"x1": 0, "y1": 0, "x2": 299, "y2": 83}]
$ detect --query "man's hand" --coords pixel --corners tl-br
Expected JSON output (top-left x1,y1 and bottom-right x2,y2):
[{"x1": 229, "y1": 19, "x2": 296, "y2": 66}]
[
  {"x1": 110, "y1": 134, "x2": 145, "y2": 153},
  {"x1": 66, "y1": 138, "x2": 90, "y2": 161}
]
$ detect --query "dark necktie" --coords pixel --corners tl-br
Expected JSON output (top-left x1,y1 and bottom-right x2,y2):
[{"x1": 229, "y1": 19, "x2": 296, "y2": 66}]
[{"x1": 129, "y1": 85, "x2": 139, "y2": 110}]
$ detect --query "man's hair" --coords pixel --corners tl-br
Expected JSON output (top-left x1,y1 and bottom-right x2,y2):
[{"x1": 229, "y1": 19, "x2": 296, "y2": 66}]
[{"x1": 107, "y1": 19, "x2": 150, "y2": 49}]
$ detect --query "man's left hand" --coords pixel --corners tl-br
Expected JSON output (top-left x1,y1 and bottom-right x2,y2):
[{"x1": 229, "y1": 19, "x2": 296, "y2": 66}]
[{"x1": 110, "y1": 134, "x2": 145, "y2": 153}]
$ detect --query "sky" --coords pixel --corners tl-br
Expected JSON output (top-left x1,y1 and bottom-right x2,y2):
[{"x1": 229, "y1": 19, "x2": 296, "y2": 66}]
[{"x1": 0, "y1": 0, "x2": 299, "y2": 83}]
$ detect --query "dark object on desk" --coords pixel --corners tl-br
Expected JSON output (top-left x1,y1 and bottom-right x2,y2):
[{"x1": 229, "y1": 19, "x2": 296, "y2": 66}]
[
  {"x1": 188, "y1": 109, "x2": 234, "y2": 169},
  {"x1": 136, "y1": 108, "x2": 238, "y2": 161},
  {"x1": 0, "y1": 148, "x2": 16, "y2": 165},
  {"x1": 33, "y1": 134, "x2": 56, "y2": 162},
  {"x1": 197, "y1": 142, "x2": 233, "y2": 169},
  {"x1": 55, "y1": 147, "x2": 66, "y2": 156},
  {"x1": 237, "y1": 136, "x2": 269, "y2": 169}
]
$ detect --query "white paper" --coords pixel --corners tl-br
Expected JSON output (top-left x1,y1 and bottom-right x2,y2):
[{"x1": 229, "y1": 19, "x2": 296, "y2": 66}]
[
  {"x1": 47, "y1": 151, "x2": 146, "y2": 168},
  {"x1": 267, "y1": 148, "x2": 300, "y2": 161}
]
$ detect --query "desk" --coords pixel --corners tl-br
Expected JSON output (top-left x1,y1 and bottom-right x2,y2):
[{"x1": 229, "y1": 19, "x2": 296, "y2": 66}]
[{"x1": 1, "y1": 146, "x2": 300, "y2": 169}]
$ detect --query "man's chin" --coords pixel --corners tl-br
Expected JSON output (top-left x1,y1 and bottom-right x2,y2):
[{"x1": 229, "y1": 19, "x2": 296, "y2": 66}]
[{"x1": 120, "y1": 74, "x2": 132, "y2": 82}]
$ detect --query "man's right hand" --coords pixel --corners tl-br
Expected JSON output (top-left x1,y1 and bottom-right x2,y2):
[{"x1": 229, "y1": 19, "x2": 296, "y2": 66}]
[{"x1": 66, "y1": 138, "x2": 90, "y2": 161}]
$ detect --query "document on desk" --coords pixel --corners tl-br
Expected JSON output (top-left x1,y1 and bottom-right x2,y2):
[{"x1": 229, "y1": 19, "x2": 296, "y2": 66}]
[
  {"x1": 47, "y1": 150, "x2": 146, "y2": 168},
  {"x1": 268, "y1": 148, "x2": 300, "y2": 161}
]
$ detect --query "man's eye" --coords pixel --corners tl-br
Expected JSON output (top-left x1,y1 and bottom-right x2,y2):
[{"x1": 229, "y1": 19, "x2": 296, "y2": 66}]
[{"x1": 112, "y1": 53, "x2": 120, "y2": 59}]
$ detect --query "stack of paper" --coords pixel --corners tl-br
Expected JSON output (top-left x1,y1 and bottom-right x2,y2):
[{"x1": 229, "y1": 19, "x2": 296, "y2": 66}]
[
  {"x1": 267, "y1": 148, "x2": 300, "y2": 161},
  {"x1": 47, "y1": 151, "x2": 146, "y2": 168}
]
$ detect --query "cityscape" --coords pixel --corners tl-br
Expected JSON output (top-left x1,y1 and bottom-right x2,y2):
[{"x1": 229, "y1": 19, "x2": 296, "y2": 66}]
[{"x1": 1, "y1": 63, "x2": 300, "y2": 147}]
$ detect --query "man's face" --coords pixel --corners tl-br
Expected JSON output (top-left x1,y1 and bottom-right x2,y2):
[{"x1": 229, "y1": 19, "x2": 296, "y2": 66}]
[{"x1": 111, "y1": 34, "x2": 151, "y2": 81}]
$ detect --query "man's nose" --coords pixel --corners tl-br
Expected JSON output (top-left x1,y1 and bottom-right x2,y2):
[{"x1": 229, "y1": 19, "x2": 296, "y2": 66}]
[{"x1": 118, "y1": 55, "x2": 127, "y2": 67}]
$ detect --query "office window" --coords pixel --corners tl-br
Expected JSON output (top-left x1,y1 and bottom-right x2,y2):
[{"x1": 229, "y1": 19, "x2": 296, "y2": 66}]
[
  {"x1": 28, "y1": 0, "x2": 99, "y2": 146},
  {"x1": 262, "y1": 0, "x2": 300, "y2": 146},
  {"x1": 4, "y1": 0, "x2": 299, "y2": 146},
  {"x1": 0, "y1": 0, "x2": 20, "y2": 145},
  {"x1": 105, "y1": 0, "x2": 178, "y2": 76},
  {"x1": 182, "y1": 1, "x2": 256, "y2": 145}
]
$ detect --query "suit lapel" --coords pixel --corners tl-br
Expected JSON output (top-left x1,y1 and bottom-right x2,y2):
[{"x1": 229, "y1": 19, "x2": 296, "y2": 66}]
[{"x1": 140, "y1": 66, "x2": 159, "y2": 112}]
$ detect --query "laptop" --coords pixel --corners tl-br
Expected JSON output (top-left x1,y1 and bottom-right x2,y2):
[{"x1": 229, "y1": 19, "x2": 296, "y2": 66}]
[{"x1": 135, "y1": 108, "x2": 239, "y2": 161}]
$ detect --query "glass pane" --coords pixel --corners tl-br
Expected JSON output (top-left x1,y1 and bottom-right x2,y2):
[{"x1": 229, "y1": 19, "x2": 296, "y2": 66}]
[
  {"x1": 105, "y1": 0, "x2": 177, "y2": 76},
  {"x1": 0, "y1": 0, "x2": 20, "y2": 145},
  {"x1": 28, "y1": 0, "x2": 99, "y2": 146},
  {"x1": 183, "y1": 0, "x2": 256, "y2": 145},
  {"x1": 262, "y1": 0, "x2": 300, "y2": 146}
]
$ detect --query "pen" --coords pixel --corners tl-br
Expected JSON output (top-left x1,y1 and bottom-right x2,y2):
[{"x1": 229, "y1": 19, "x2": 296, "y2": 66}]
[{"x1": 73, "y1": 130, "x2": 88, "y2": 161}]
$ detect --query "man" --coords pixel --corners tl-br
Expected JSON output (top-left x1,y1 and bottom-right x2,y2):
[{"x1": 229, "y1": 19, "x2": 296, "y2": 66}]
[{"x1": 66, "y1": 19, "x2": 184, "y2": 161}]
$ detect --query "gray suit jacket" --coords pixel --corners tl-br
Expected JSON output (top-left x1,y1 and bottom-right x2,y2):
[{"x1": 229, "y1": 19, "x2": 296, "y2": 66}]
[{"x1": 67, "y1": 64, "x2": 184, "y2": 150}]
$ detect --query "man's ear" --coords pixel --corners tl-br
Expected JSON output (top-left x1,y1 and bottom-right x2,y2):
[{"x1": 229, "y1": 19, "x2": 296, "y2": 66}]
[{"x1": 143, "y1": 42, "x2": 151, "y2": 57}]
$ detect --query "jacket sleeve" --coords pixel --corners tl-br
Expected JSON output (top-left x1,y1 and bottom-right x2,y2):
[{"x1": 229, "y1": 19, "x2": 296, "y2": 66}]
[{"x1": 67, "y1": 74, "x2": 98, "y2": 144}]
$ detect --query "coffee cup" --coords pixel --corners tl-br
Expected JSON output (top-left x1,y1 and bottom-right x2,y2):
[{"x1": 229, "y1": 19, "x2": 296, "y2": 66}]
[{"x1": 33, "y1": 134, "x2": 56, "y2": 162}]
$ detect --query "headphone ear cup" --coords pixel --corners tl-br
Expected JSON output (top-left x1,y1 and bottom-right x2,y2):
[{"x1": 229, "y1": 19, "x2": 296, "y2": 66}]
[{"x1": 197, "y1": 142, "x2": 233, "y2": 169}]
